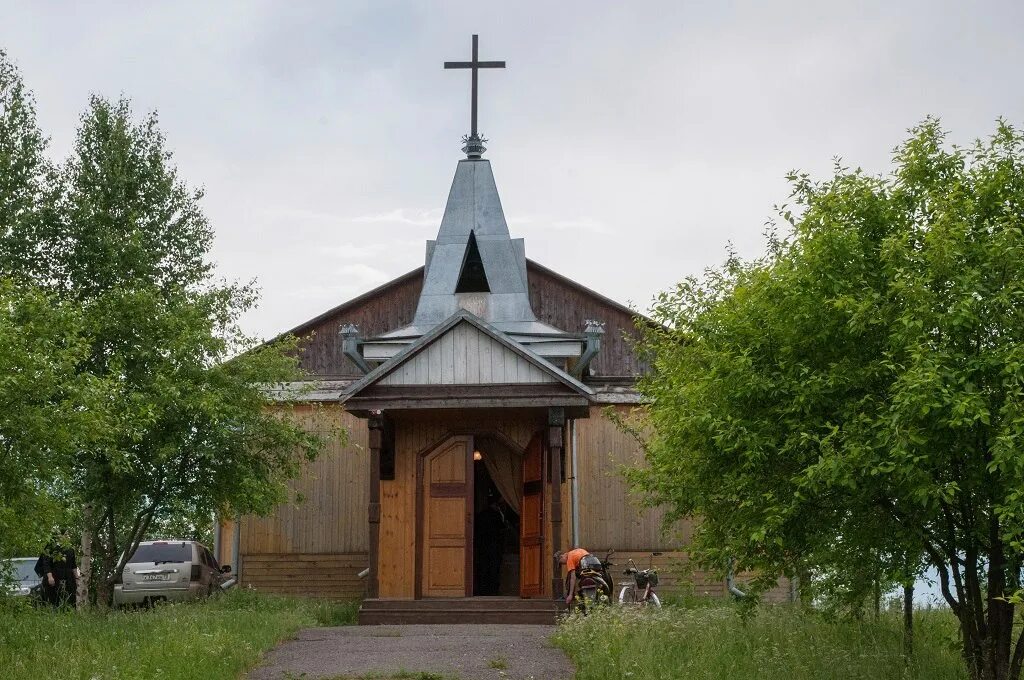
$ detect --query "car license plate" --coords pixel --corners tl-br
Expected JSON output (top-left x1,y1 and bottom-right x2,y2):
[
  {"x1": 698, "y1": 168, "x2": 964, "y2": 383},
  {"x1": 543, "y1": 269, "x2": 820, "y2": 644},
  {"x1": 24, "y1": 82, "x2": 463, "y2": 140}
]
[{"x1": 142, "y1": 574, "x2": 170, "y2": 581}]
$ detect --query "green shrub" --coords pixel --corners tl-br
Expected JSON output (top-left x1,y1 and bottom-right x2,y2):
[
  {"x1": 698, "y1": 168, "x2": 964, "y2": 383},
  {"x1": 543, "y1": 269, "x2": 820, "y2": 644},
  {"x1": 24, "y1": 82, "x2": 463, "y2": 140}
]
[{"x1": 553, "y1": 604, "x2": 966, "y2": 680}]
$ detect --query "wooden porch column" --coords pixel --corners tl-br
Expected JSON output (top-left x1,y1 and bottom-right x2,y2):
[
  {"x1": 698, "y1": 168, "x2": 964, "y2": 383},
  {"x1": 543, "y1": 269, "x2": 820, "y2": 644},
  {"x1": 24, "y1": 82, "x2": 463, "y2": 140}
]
[
  {"x1": 549, "y1": 407, "x2": 565, "y2": 600},
  {"x1": 367, "y1": 411, "x2": 384, "y2": 599}
]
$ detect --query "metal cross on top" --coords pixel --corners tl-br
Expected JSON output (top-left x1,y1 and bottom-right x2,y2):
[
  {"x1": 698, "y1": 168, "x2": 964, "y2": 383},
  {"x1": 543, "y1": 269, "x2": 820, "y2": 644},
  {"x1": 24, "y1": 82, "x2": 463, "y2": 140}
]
[{"x1": 445, "y1": 34, "x2": 505, "y2": 157}]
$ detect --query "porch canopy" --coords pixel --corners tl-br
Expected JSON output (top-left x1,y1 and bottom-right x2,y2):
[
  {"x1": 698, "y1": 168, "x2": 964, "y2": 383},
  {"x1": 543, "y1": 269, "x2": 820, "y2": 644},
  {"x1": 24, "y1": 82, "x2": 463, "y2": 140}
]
[{"x1": 342, "y1": 309, "x2": 593, "y2": 416}]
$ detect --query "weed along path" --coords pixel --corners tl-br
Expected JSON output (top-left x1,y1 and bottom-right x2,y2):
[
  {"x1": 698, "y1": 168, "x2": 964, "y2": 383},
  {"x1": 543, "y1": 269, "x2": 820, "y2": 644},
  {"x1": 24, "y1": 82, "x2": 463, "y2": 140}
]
[{"x1": 247, "y1": 624, "x2": 575, "y2": 680}]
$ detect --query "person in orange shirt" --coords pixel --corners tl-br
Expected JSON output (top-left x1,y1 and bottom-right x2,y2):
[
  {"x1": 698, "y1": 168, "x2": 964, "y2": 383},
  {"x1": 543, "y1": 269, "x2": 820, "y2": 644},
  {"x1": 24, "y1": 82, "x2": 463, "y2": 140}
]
[{"x1": 556, "y1": 548, "x2": 591, "y2": 605}]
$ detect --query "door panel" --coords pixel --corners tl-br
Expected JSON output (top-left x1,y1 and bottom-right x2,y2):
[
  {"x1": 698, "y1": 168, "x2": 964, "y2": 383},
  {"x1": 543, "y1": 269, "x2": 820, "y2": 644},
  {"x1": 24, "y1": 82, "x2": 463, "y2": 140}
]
[
  {"x1": 427, "y1": 547, "x2": 465, "y2": 590},
  {"x1": 427, "y1": 497, "x2": 465, "y2": 539},
  {"x1": 421, "y1": 436, "x2": 472, "y2": 597},
  {"x1": 520, "y1": 432, "x2": 544, "y2": 598}
]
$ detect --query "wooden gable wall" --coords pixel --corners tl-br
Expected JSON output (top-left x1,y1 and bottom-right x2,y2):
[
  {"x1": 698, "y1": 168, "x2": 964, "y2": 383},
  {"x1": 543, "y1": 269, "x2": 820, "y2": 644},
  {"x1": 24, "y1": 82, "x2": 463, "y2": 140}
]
[
  {"x1": 291, "y1": 269, "x2": 423, "y2": 378},
  {"x1": 525, "y1": 262, "x2": 648, "y2": 379},
  {"x1": 379, "y1": 322, "x2": 559, "y2": 386},
  {"x1": 285, "y1": 260, "x2": 648, "y2": 380}
]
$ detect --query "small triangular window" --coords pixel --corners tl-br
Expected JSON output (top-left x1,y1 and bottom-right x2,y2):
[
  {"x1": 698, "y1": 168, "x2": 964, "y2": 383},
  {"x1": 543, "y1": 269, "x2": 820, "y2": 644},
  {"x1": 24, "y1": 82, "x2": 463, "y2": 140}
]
[{"x1": 455, "y1": 231, "x2": 490, "y2": 293}]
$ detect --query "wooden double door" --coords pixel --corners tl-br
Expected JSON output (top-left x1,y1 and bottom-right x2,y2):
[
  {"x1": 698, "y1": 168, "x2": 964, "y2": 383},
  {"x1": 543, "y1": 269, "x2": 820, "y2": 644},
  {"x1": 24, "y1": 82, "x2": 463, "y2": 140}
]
[{"x1": 419, "y1": 433, "x2": 544, "y2": 598}]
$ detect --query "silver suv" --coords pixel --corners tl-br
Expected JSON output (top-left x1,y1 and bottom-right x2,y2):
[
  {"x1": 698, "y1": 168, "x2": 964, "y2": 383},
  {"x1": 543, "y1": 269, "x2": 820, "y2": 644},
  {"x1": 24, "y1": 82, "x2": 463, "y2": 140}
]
[{"x1": 113, "y1": 540, "x2": 230, "y2": 606}]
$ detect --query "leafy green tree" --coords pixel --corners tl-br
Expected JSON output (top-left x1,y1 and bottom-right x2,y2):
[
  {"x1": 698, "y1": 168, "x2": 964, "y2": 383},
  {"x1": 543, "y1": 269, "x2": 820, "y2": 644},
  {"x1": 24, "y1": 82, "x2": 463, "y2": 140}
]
[
  {"x1": 0, "y1": 51, "x2": 101, "y2": 566},
  {"x1": 0, "y1": 49, "x2": 49, "y2": 281},
  {"x1": 0, "y1": 282, "x2": 105, "y2": 560},
  {"x1": 632, "y1": 120, "x2": 1024, "y2": 680},
  {"x1": 22, "y1": 96, "x2": 331, "y2": 604}
]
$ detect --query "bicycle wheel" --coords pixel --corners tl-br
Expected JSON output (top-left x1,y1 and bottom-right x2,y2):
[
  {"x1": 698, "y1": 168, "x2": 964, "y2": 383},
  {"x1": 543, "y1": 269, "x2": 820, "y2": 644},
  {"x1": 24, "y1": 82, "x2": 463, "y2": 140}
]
[
  {"x1": 619, "y1": 585, "x2": 640, "y2": 605},
  {"x1": 647, "y1": 592, "x2": 662, "y2": 608}
]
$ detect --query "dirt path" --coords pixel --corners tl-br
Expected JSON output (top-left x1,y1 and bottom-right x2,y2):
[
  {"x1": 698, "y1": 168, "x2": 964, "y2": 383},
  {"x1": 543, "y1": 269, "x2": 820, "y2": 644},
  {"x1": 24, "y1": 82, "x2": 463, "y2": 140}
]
[{"x1": 247, "y1": 624, "x2": 575, "y2": 680}]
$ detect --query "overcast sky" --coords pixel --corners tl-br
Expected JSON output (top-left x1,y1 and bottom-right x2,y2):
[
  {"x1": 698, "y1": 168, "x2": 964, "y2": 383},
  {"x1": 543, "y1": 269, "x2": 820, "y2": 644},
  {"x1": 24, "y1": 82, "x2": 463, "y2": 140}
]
[{"x1": 2, "y1": 1, "x2": 1022, "y2": 338}]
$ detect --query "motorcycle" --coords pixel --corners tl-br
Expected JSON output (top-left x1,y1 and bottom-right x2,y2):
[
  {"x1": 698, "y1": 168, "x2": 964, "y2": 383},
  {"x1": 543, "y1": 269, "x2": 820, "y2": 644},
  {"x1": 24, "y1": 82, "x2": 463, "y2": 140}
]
[{"x1": 572, "y1": 550, "x2": 615, "y2": 614}]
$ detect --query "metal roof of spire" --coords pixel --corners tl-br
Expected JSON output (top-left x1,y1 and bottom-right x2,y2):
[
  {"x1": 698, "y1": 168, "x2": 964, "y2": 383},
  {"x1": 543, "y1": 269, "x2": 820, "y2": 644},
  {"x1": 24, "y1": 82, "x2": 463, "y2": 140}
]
[{"x1": 411, "y1": 158, "x2": 539, "y2": 327}]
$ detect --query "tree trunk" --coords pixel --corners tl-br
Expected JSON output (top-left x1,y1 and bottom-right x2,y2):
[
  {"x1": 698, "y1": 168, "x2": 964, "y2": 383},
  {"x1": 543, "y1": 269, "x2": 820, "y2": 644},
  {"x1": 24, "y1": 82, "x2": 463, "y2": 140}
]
[
  {"x1": 903, "y1": 581, "x2": 914, "y2": 659},
  {"x1": 956, "y1": 584, "x2": 1021, "y2": 680},
  {"x1": 95, "y1": 570, "x2": 112, "y2": 608},
  {"x1": 77, "y1": 504, "x2": 93, "y2": 609},
  {"x1": 797, "y1": 565, "x2": 812, "y2": 607},
  {"x1": 95, "y1": 521, "x2": 115, "y2": 609}
]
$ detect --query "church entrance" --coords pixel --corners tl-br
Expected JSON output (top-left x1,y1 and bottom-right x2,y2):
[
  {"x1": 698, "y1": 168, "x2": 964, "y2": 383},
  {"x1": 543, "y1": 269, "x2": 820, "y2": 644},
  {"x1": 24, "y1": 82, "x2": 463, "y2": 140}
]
[
  {"x1": 473, "y1": 436, "x2": 520, "y2": 596},
  {"x1": 418, "y1": 430, "x2": 544, "y2": 599}
]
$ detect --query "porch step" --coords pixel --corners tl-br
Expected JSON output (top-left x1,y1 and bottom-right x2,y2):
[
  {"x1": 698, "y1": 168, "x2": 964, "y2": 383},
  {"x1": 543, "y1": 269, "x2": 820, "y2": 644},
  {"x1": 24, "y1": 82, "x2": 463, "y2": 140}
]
[{"x1": 358, "y1": 598, "x2": 566, "y2": 625}]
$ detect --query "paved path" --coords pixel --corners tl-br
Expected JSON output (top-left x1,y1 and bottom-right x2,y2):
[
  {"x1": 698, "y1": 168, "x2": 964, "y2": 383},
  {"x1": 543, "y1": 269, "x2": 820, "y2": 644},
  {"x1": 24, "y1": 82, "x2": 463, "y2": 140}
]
[{"x1": 248, "y1": 624, "x2": 575, "y2": 680}]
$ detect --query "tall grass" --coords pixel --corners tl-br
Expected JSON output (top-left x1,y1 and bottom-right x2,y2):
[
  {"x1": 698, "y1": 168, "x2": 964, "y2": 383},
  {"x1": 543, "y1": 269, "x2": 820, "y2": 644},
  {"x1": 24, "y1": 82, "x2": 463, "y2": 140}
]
[
  {"x1": 0, "y1": 589, "x2": 358, "y2": 680},
  {"x1": 553, "y1": 604, "x2": 967, "y2": 680}
]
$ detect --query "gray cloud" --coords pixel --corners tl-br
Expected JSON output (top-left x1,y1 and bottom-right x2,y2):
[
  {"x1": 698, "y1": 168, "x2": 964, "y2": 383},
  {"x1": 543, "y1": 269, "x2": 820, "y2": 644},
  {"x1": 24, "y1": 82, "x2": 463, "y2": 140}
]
[{"x1": 2, "y1": 0, "x2": 1022, "y2": 337}]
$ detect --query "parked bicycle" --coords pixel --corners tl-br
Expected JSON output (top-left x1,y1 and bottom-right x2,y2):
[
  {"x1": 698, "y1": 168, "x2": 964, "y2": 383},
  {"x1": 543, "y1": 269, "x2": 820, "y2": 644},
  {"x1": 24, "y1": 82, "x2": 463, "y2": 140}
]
[{"x1": 618, "y1": 552, "x2": 662, "y2": 608}]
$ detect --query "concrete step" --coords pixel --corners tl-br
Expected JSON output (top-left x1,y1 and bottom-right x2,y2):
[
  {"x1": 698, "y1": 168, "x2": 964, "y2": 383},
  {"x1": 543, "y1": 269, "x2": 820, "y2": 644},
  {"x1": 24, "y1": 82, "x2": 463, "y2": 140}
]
[
  {"x1": 362, "y1": 597, "x2": 561, "y2": 611},
  {"x1": 358, "y1": 609, "x2": 561, "y2": 625},
  {"x1": 358, "y1": 598, "x2": 566, "y2": 625}
]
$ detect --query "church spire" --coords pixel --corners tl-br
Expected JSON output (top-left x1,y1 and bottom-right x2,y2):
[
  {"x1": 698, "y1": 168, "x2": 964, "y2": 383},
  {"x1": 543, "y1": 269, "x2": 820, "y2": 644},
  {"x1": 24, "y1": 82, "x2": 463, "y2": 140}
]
[
  {"x1": 444, "y1": 34, "x2": 505, "y2": 159},
  {"x1": 411, "y1": 157, "x2": 535, "y2": 326}
]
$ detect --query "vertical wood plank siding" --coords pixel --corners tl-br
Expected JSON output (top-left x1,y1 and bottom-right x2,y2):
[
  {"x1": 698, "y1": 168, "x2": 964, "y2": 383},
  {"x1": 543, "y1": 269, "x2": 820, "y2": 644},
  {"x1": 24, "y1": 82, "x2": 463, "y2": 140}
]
[
  {"x1": 379, "y1": 322, "x2": 556, "y2": 386},
  {"x1": 575, "y1": 405, "x2": 690, "y2": 551},
  {"x1": 240, "y1": 405, "x2": 794, "y2": 601},
  {"x1": 216, "y1": 518, "x2": 235, "y2": 564},
  {"x1": 240, "y1": 405, "x2": 369, "y2": 556}
]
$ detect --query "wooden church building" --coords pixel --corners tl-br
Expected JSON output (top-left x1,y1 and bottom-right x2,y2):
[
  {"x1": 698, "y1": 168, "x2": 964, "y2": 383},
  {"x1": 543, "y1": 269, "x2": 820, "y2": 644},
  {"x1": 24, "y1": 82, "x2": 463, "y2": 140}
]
[{"x1": 215, "y1": 37, "x2": 774, "y2": 621}]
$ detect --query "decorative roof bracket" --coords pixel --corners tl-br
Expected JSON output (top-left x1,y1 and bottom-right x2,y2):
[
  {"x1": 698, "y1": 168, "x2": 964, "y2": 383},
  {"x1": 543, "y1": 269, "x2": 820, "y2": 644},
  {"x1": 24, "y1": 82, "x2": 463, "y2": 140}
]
[
  {"x1": 571, "y1": 320, "x2": 605, "y2": 379},
  {"x1": 339, "y1": 323, "x2": 372, "y2": 375}
]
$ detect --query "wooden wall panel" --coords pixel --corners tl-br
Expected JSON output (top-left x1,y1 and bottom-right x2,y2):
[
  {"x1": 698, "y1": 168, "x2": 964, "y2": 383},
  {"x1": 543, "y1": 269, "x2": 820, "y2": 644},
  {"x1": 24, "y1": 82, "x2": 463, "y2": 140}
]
[
  {"x1": 574, "y1": 406, "x2": 688, "y2": 552},
  {"x1": 240, "y1": 405, "x2": 369, "y2": 556},
  {"x1": 539, "y1": 427, "x2": 574, "y2": 599},
  {"x1": 242, "y1": 553, "x2": 366, "y2": 600},
  {"x1": 377, "y1": 425, "x2": 416, "y2": 598},
  {"x1": 216, "y1": 518, "x2": 235, "y2": 565}
]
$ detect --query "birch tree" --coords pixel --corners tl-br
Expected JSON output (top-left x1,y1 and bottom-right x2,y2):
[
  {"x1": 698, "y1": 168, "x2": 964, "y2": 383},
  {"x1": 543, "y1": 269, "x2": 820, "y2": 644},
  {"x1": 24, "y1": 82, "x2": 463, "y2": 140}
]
[{"x1": 31, "y1": 96, "x2": 329, "y2": 604}]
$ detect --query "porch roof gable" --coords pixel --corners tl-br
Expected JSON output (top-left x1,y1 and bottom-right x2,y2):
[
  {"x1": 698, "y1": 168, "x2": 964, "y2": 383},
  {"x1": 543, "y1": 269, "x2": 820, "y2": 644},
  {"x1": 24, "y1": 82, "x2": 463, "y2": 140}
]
[{"x1": 342, "y1": 309, "x2": 593, "y2": 403}]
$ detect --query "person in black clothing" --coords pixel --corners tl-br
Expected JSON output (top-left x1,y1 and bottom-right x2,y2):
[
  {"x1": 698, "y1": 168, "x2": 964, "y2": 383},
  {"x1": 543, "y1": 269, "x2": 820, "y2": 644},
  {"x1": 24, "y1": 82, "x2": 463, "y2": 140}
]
[
  {"x1": 474, "y1": 495, "x2": 508, "y2": 595},
  {"x1": 35, "y1": 530, "x2": 80, "y2": 608}
]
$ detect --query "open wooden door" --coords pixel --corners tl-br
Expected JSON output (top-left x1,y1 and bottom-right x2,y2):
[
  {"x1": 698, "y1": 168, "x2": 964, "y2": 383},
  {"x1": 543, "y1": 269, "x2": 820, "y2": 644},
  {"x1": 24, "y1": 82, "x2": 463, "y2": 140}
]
[
  {"x1": 519, "y1": 432, "x2": 544, "y2": 598},
  {"x1": 420, "y1": 436, "x2": 473, "y2": 597}
]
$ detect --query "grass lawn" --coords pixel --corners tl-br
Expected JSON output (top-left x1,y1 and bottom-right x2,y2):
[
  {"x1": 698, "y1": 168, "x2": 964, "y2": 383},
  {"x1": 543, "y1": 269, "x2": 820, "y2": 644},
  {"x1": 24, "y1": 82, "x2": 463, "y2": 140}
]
[
  {"x1": 0, "y1": 589, "x2": 358, "y2": 680},
  {"x1": 553, "y1": 603, "x2": 968, "y2": 680}
]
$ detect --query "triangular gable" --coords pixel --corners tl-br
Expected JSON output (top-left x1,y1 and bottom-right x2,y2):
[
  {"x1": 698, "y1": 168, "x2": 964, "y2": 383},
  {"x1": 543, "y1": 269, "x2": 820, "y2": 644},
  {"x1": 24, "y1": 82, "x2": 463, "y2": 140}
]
[{"x1": 344, "y1": 309, "x2": 593, "y2": 400}]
